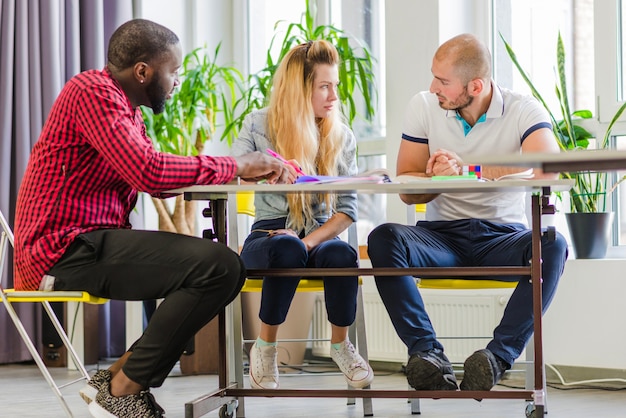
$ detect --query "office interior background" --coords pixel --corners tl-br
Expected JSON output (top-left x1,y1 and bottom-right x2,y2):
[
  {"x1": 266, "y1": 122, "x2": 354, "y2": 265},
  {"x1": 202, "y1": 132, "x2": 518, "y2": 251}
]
[{"x1": 1, "y1": 0, "x2": 626, "y2": 391}]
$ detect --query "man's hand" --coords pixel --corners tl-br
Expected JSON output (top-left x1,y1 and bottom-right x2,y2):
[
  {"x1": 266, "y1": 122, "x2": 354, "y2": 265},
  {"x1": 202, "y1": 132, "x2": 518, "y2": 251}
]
[
  {"x1": 234, "y1": 151, "x2": 295, "y2": 184},
  {"x1": 426, "y1": 149, "x2": 464, "y2": 176}
]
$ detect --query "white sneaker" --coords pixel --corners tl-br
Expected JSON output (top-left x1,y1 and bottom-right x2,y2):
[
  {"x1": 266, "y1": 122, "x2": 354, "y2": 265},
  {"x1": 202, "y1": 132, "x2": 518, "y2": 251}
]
[
  {"x1": 249, "y1": 341, "x2": 279, "y2": 389},
  {"x1": 330, "y1": 340, "x2": 374, "y2": 388}
]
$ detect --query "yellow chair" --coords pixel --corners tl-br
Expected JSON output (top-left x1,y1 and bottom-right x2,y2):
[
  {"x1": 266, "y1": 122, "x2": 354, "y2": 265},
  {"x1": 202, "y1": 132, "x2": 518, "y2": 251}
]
[
  {"x1": 0, "y1": 210, "x2": 108, "y2": 418},
  {"x1": 234, "y1": 192, "x2": 373, "y2": 416},
  {"x1": 407, "y1": 203, "x2": 541, "y2": 414}
]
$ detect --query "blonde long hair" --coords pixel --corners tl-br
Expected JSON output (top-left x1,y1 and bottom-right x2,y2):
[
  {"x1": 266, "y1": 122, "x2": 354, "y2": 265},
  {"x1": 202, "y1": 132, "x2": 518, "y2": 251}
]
[{"x1": 267, "y1": 40, "x2": 344, "y2": 231}]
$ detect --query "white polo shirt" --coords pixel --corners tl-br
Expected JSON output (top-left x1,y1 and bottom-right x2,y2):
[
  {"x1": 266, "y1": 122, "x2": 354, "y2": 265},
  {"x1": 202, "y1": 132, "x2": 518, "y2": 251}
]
[{"x1": 401, "y1": 82, "x2": 552, "y2": 226}]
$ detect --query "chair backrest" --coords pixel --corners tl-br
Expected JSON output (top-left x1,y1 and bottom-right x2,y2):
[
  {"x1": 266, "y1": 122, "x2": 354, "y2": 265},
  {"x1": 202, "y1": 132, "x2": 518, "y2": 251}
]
[
  {"x1": 0, "y1": 211, "x2": 14, "y2": 290},
  {"x1": 236, "y1": 192, "x2": 256, "y2": 217},
  {"x1": 406, "y1": 203, "x2": 427, "y2": 224},
  {"x1": 0, "y1": 209, "x2": 14, "y2": 247}
]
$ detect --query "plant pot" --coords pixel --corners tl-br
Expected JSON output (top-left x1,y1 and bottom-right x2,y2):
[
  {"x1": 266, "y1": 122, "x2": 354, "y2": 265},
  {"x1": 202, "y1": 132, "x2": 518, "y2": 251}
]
[{"x1": 565, "y1": 212, "x2": 614, "y2": 259}]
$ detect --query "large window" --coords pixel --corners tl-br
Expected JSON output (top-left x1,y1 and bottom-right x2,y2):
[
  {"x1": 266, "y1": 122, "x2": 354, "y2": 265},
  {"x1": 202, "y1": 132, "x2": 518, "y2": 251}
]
[
  {"x1": 492, "y1": 0, "x2": 587, "y2": 110},
  {"x1": 246, "y1": 0, "x2": 385, "y2": 141},
  {"x1": 595, "y1": 1, "x2": 626, "y2": 246}
]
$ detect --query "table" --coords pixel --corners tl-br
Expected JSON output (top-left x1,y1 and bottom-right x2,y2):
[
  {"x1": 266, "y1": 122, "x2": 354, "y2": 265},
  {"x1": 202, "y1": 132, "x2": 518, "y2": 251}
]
[
  {"x1": 468, "y1": 149, "x2": 626, "y2": 173},
  {"x1": 172, "y1": 179, "x2": 573, "y2": 418}
]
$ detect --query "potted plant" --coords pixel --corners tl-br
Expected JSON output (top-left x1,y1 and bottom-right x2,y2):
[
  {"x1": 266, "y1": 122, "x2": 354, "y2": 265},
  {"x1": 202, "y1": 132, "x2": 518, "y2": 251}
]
[
  {"x1": 501, "y1": 32, "x2": 626, "y2": 258},
  {"x1": 226, "y1": 0, "x2": 377, "y2": 136},
  {"x1": 142, "y1": 44, "x2": 246, "y2": 235}
]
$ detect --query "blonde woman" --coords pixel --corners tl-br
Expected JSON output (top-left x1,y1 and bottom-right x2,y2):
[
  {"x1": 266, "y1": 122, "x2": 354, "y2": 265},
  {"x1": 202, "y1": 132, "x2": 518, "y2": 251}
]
[{"x1": 231, "y1": 40, "x2": 373, "y2": 390}]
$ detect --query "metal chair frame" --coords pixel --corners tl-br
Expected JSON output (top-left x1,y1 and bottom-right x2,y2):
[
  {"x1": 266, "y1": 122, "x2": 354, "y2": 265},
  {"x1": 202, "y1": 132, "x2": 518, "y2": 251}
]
[{"x1": 1, "y1": 210, "x2": 107, "y2": 417}]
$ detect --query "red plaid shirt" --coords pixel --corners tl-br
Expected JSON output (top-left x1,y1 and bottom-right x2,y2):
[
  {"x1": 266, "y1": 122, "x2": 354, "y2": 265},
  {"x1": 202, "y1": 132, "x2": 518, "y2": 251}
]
[{"x1": 14, "y1": 67, "x2": 237, "y2": 290}]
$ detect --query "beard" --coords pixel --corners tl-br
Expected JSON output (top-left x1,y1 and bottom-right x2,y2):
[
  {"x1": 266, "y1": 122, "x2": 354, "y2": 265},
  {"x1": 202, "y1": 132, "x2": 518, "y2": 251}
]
[
  {"x1": 438, "y1": 86, "x2": 473, "y2": 110},
  {"x1": 146, "y1": 73, "x2": 168, "y2": 114}
]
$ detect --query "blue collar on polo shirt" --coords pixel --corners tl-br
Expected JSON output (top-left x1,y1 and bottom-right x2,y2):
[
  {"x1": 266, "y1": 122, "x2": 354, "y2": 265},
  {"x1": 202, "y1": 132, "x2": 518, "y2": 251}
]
[{"x1": 455, "y1": 112, "x2": 487, "y2": 136}]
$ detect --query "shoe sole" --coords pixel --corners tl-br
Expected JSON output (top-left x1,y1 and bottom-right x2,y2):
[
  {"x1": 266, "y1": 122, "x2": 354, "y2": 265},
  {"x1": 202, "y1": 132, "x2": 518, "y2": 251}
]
[
  {"x1": 79, "y1": 384, "x2": 97, "y2": 404},
  {"x1": 88, "y1": 400, "x2": 116, "y2": 418},
  {"x1": 406, "y1": 356, "x2": 458, "y2": 390},
  {"x1": 460, "y1": 351, "x2": 496, "y2": 391},
  {"x1": 249, "y1": 375, "x2": 279, "y2": 390}
]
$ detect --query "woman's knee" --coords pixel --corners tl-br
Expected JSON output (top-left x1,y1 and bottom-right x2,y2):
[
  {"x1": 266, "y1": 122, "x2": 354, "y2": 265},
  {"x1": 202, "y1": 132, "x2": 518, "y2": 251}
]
[
  {"x1": 268, "y1": 235, "x2": 307, "y2": 267},
  {"x1": 315, "y1": 241, "x2": 357, "y2": 268}
]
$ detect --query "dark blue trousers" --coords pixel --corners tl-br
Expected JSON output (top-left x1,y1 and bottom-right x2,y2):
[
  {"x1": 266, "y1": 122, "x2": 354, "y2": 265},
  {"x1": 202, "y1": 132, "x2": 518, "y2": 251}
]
[
  {"x1": 367, "y1": 218, "x2": 568, "y2": 366},
  {"x1": 240, "y1": 218, "x2": 358, "y2": 326}
]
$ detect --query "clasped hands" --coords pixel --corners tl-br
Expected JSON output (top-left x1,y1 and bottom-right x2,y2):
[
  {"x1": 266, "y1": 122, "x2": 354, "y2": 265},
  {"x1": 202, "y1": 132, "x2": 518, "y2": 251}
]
[{"x1": 425, "y1": 149, "x2": 464, "y2": 176}]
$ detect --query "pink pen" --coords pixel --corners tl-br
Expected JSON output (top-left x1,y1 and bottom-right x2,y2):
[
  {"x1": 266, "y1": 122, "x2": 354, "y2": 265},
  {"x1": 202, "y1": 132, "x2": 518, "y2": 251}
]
[{"x1": 267, "y1": 149, "x2": 306, "y2": 175}]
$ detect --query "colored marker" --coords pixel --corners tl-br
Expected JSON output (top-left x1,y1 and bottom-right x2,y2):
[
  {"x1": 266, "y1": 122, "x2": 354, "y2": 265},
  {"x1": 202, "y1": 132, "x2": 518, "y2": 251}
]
[{"x1": 267, "y1": 149, "x2": 306, "y2": 175}]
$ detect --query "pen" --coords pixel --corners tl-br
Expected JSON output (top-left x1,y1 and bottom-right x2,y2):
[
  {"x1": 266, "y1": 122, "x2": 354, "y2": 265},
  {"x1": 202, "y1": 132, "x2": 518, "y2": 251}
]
[{"x1": 267, "y1": 149, "x2": 306, "y2": 176}]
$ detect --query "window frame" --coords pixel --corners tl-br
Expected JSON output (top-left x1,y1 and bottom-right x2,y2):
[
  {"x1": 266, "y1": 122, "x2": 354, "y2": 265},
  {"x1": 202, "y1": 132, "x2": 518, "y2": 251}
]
[{"x1": 595, "y1": 0, "x2": 626, "y2": 124}]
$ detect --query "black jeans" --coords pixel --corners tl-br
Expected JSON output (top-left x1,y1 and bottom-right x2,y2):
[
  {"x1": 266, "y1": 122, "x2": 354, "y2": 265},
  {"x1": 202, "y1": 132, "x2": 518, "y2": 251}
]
[{"x1": 48, "y1": 229, "x2": 246, "y2": 388}]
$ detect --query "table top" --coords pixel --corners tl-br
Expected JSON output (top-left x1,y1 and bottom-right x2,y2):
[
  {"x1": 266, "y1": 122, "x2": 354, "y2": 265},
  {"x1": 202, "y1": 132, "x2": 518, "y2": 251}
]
[
  {"x1": 467, "y1": 150, "x2": 626, "y2": 173},
  {"x1": 169, "y1": 178, "x2": 574, "y2": 200}
]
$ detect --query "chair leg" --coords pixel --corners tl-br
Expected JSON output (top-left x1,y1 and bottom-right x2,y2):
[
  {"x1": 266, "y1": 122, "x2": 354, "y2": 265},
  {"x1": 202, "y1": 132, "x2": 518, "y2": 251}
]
[
  {"x1": 410, "y1": 396, "x2": 421, "y2": 414},
  {"x1": 407, "y1": 352, "x2": 421, "y2": 414},
  {"x1": 1, "y1": 295, "x2": 75, "y2": 417},
  {"x1": 347, "y1": 320, "x2": 357, "y2": 407},
  {"x1": 354, "y1": 285, "x2": 373, "y2": 416},
  {"x1": 41, "y1": 301, "x2": 90, "y2": 383},
  {"x1": 230, "y1": 296, "x2": 247, "y2": 417}
]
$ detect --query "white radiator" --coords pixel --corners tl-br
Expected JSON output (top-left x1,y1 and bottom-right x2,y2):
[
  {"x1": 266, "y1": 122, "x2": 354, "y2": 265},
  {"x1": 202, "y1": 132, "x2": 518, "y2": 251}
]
[{"x1": 312, "y1": 286, "x2": 512, "y2": 364}]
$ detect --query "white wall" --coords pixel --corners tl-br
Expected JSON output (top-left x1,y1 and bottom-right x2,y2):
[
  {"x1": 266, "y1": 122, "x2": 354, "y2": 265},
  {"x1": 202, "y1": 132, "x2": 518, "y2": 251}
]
[
  {"x1": 543, "y1": 259, "x2": 626, "y2": 369},
  {"x1": 384, "y1": 0, "x2": 439, "y2": 223}
]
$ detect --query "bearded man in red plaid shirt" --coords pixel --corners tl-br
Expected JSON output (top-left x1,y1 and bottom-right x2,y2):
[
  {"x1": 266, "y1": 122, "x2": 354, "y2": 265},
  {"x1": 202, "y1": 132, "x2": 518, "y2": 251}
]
[{"x1": 14, "y1": 18, "x2": 292, "y2": 418}]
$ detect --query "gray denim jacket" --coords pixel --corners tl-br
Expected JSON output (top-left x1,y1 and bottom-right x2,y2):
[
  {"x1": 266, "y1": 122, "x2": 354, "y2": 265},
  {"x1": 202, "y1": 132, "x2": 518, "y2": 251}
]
[{"x1": 230, "y1": 108, "x2": 358, "y2": 235}]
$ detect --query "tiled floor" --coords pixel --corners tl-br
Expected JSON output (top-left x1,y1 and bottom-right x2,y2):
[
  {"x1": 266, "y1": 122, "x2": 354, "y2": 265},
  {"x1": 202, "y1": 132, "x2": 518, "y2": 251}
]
[{"x1": 2, "y1": 360, "x2": 626, "y2": 418}]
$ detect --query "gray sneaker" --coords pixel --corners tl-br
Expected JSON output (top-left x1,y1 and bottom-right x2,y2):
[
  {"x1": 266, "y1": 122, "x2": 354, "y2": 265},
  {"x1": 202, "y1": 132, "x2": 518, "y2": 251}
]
[
  {"x1": 460, "y1": 348, "x2": 510, "y2": 391},
  {"x1": 88, "y1": 380, "x2": 165, "y2": 418},
  {"x1": 79, "y1": 369, "x2": 112, "y2": 404},
  {"x1": 406, "y1": 348, "x2": 458, "y2": 390}
]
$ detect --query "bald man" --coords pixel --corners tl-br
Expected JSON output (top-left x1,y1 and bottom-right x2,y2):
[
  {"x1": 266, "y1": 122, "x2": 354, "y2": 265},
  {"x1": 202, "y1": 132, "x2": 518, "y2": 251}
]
[
  {"x1": 367, "y1": 34, "x2": 567, "y2": 392},
  {"x1": 14, "y1": 19, "x2": 292, "y2": 418}
]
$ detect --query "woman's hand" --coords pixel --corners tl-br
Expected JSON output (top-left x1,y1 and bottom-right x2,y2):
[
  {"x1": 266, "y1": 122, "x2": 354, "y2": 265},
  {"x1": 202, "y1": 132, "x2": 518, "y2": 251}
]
[{"x1": 268, "y1": 228, "x2": 311, "y2": 250}]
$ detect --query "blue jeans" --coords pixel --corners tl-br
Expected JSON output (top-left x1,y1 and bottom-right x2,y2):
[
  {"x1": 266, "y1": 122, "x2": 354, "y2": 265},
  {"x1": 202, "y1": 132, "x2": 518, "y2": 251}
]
[
  {"x1": 240, "y1": 218, "x2": 359, "y2": 326},
  {"x1": 367, "y1": 218, "x2": 568, "y2": 366}
]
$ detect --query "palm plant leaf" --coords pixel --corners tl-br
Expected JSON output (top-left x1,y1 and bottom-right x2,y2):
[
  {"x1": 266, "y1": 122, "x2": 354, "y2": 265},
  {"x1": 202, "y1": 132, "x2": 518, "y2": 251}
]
[
  {"x1": 142, "y1": 44, "x2": 246, "y2": 151},
  {"x1": 235, "y1": 0, "x2": 377, "y2": 130},
  {"x1": 500, "y1": 31, "x2": 626, "y2": 213}
]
